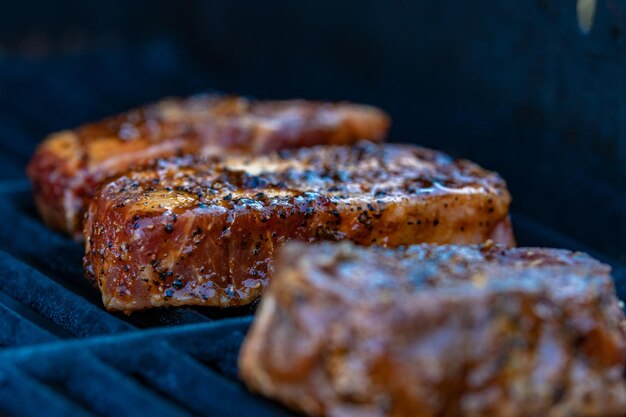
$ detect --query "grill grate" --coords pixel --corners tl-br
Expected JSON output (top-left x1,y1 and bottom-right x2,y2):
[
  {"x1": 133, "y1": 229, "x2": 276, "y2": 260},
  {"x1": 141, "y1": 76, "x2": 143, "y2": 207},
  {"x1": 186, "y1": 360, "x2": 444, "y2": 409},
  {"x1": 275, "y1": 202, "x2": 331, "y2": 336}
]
[
  {"x1": 0, "y1": 40, "x2": 623, "y2": 417},
  {"x1": 0, "y1": 319, "x2": 299, "y2": 417}
]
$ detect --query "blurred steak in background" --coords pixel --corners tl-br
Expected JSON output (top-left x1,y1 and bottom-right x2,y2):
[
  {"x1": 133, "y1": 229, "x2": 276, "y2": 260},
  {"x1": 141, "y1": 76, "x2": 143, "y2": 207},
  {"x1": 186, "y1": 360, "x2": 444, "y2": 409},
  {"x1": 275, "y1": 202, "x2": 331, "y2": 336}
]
[{"x1": 26, "y1": 94, "x2": 389, "y2": 238}]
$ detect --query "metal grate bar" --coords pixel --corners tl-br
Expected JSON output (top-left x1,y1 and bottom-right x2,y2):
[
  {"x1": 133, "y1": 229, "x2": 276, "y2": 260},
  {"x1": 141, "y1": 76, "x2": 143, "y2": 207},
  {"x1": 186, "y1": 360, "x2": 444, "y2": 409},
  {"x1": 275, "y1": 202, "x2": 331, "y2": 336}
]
[
  {"x1": 169, "y1": 321, "x2": 251, "y2": 380},
  {"x1": 0, "y1": 364, "x2": 96, "y2": 417},
  {"x1": 0, "y1": 320, "x2": 295, "y2": 417},
  {"x1": 0, "y1": 297, "x2": 60, "y2": 346},
  {"x1": 0, "y1": 250, "x2": 133, "y2": 336},
  {"x1": 98, "y1": 339, "x2": 291, "y2": 417},
  {"x1": 18, "y1": 350, "x2": 196, "y2": 417}
]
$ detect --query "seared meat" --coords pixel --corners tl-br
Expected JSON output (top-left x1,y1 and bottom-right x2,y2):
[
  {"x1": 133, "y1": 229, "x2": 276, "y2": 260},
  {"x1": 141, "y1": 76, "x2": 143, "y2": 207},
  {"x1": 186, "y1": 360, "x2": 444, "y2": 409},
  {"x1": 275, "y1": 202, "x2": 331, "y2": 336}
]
[
  {"x1": 83, "y1": 141, "x2": 514, "y2": 312},
  {"x1": 26, "y1": 94, "x2": 389, "y2": 239},
  {"x1": 239, "y1": 241, "x2": 626, "y2": 417}
]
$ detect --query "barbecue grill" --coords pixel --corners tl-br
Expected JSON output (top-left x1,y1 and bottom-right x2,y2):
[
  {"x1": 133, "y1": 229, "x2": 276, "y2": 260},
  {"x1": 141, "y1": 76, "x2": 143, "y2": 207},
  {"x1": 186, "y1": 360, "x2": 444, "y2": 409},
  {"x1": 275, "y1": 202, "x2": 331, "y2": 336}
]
[{"x1": 0, "y1": 1, "x2": 624, "y2": 416}]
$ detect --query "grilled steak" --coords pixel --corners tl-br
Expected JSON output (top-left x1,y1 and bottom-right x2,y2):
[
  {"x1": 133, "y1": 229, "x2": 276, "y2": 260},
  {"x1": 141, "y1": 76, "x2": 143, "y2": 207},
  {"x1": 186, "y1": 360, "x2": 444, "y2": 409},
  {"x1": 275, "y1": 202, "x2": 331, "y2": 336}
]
[
  {"x1": 83, "y1": 141, "x2": 514, "y2": 312},
  {"x1": 239, "y1": 241, "x2": 626, "y2": 417},
  {"x1": 26, "y1": 94, "x2": 389, "y2": 239}
]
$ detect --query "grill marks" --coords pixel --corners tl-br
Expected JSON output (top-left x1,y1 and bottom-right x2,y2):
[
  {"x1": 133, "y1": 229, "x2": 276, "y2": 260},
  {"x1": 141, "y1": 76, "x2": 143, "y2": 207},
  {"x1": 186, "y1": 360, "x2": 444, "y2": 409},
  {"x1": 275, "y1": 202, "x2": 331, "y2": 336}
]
[{"x1": 83, "y1": 142, "x2": 514, "y2": 312}]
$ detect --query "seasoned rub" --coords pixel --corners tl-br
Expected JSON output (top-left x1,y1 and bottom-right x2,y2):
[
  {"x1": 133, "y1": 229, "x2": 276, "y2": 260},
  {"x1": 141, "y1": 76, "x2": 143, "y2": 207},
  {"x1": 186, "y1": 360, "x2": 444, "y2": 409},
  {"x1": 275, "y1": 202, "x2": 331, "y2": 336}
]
[
  {"x1": 83, "y1": 141, "x2": 514, "y2": 312},
  {"x1": 239, "y1": 241, "x2": 626, "y2": 417},
  {"x1": 26, "y1": 94, "x2": 390, "y2": 239}
]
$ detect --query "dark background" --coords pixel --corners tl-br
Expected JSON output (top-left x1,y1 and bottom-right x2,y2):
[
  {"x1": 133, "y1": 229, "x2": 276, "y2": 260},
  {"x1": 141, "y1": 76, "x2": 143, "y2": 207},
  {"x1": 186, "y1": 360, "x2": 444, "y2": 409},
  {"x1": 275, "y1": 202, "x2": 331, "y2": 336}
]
[{"x1": 0, "y1": 0, "x2": 624, "y2": 260}]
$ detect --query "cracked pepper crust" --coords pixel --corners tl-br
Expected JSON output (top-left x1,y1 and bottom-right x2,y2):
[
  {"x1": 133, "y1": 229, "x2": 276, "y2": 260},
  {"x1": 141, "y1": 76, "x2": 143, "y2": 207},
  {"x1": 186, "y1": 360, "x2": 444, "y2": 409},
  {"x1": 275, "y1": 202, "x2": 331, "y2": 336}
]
[
  {"x1": 239, "y1": 241, "x2": 626, "y2": 417},
  {"x1": 26, "y1": 94, "x2": 390, "y2": 239},
  {"x1": 83, "y1": 141, "x2": 513, "y2": 312}
]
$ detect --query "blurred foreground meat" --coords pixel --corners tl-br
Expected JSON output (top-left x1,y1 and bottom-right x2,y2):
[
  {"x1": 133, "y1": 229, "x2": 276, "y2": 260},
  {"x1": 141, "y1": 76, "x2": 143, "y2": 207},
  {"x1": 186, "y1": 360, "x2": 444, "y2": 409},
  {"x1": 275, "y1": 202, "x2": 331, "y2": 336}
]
[
  {"x1": 83, "y1": 141, "x2": 513, "y2": 311},
  {"x1": 240, "y1": 241, "x2": 626, "y2": 417},
  {"x1": 27, "y1": 94, "x2": 389, "y2": 238}
]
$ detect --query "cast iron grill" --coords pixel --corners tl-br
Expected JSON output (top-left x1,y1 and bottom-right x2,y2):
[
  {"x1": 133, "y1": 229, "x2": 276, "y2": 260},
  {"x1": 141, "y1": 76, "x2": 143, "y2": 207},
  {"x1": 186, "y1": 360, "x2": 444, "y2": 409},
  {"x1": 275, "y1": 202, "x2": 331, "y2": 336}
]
[{"x1": 0, "y1": 39, "x2": 623, "y2": 417}]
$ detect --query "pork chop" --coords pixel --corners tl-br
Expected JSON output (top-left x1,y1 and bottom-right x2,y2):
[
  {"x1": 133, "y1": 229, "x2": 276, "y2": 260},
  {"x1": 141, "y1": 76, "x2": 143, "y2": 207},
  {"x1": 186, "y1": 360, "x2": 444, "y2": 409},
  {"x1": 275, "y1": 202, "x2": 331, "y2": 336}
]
[
  {"x1": 239, "y1": 241, "x2": 626, "y2": 417},
  {"x1": 27, "y1": 94, "x2": 389, "y2": 238},
  {"x1": 83, "y1": 141, "x2": 513, "y2": 312}
]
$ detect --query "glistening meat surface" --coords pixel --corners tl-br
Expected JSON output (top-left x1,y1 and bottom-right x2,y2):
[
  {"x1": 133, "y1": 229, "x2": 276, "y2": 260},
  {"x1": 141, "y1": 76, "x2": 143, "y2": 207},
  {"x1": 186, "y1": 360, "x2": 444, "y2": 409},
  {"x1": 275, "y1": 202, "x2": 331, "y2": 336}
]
[
  {"x1": 27, "y1": 94, "x2": 389, "y2": 238},
  {"x1": 83, "y1": 141, "x2": 513, "y2": 311}
]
